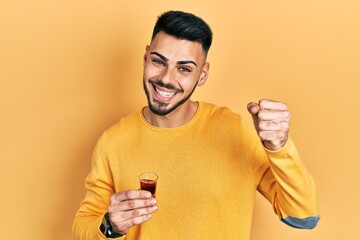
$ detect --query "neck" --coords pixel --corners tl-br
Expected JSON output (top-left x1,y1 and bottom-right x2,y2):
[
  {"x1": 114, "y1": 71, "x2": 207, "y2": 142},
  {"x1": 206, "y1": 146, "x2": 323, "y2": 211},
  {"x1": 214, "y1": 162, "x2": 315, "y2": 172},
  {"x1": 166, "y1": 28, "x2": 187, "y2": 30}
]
[{"x1": 143, "y1": 100, "x2": 198, "y2": 128}]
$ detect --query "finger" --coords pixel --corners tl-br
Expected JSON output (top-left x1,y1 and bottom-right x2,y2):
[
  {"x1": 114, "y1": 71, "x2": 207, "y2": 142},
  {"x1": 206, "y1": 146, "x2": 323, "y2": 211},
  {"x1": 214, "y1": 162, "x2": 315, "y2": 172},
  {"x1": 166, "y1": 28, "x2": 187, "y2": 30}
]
[
  {"x1": 109, "y1": 197, "x2": 157, "y2": 212},
  {"x1": 259, "y1": 99, "x2": 288, "y2": 111},
  {"x1": 259, "y1": 130, "x2": 287, "y2": 142},
  {"x1": 111, "y1": 213, "x2": 153, "y2": 233},
  {"x1": 117, "y1": 205, "x2": 158, "y2": 222},
  {"x1": 112, "y1": 190, "x2": 152, "y2": 203},
  {"x1": 247, "y1": 102, "x2": 260, "y2": 115},
  {"x1": 257, "y1": 110, "x2": 291, "y2": 121},
  {"x1": 258, "y1": 121, "x2": 289, "y2": 131}
]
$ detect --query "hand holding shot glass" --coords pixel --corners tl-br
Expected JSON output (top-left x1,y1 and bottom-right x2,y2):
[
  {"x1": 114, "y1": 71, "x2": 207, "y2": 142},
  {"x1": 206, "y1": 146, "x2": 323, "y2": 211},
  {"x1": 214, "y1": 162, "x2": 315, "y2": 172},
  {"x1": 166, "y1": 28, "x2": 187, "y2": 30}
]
[
  {"x1": 139, "y1": 172, "x2": 158, "y2": 197},
  {"x1": 105, "y1": 173, "x2": 159, "y2": 235}
]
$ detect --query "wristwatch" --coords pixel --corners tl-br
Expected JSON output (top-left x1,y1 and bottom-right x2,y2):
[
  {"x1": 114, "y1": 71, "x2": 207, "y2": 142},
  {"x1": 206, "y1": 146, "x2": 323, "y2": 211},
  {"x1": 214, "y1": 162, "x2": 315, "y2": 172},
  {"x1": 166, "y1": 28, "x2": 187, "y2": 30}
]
[{"x1": 100, "y1": 212, "x2": 124, "y2": 238}]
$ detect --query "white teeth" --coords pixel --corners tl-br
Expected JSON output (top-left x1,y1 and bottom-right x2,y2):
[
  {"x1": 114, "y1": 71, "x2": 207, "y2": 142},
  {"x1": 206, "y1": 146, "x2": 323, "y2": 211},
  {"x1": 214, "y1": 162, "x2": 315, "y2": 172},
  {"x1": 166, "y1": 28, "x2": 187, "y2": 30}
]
[{"x1": 156, "y1": 88, "x2": 176, "y2": 98}]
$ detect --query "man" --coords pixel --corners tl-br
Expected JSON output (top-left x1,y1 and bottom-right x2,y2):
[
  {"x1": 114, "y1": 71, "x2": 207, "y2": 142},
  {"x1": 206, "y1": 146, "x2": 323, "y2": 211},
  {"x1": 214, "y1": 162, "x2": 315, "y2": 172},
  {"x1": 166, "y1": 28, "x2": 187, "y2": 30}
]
[{"x1": 73, "y1": 11, "x2": 320, "y2": 239}]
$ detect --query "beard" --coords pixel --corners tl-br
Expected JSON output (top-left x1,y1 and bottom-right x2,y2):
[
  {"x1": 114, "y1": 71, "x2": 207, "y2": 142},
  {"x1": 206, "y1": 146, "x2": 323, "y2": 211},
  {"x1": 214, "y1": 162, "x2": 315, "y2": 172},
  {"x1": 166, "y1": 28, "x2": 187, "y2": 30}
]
[{"x1": 143, "y1": 78, "x2": 198, "y2": 116}]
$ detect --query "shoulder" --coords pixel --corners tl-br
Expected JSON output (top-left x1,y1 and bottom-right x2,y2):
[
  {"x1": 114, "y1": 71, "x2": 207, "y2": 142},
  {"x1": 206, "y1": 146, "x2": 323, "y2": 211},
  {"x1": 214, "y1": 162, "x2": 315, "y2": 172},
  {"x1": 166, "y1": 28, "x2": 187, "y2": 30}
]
[
  {"x1": 100, "y1": 110, "x2": 142, "y2": 143},
  {"x1": 197, "y1": 102, "x2": 252, "y2": 138},
  {"x1": 199, "y1": 102, "x2": 258, "y2": 138},
  {"x1": 199, "y1": 102, "x2": 243, "y2": 124}
]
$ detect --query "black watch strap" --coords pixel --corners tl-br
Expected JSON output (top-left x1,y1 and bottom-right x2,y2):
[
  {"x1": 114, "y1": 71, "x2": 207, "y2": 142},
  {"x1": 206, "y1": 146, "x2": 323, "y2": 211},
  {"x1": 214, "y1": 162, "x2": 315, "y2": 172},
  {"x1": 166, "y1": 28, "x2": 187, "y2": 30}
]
[{"x1": 100, "y1": 212, "x2": 124, "y2": 238}]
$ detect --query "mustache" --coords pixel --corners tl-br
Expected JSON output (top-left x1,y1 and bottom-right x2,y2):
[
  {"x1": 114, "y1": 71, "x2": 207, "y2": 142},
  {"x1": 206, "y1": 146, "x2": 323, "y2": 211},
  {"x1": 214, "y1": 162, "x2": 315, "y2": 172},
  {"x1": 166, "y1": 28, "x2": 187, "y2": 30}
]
[{"x1": 149, "y1": 80, "x2": 183, "y2": 92}]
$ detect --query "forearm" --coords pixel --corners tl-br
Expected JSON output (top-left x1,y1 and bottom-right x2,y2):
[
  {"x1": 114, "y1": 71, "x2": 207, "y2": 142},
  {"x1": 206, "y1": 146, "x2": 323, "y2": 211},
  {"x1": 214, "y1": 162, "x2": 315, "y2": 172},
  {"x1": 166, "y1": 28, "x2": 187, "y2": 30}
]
[
  {"x1": 261, "y1": 139, "x2": 320, "y2": 228},
  {"x1": 72, "y1": 213, "x2": 106, "y2": 240}
]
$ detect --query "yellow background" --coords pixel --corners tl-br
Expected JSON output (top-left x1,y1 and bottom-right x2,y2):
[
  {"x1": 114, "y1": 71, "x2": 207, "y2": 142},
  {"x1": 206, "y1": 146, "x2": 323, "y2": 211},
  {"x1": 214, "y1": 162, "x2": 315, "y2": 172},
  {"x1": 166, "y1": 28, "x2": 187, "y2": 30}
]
[{"x1": 1, "y1": 0, "x2": 359, "y2": 239}]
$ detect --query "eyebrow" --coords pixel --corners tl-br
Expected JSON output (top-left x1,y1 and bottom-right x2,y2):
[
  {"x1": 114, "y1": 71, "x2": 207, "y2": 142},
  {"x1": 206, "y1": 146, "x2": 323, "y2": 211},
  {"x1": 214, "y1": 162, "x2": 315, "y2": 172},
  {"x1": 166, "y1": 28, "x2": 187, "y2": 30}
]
[{"x1": 150, "y1": 51, "x2": 198, "y2": 67}]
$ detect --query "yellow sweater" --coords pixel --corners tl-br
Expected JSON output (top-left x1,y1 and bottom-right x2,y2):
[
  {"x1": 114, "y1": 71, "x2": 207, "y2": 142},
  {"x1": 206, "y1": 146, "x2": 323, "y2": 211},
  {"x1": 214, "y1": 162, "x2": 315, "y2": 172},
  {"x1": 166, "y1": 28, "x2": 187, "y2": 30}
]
[{"x1": 73, "y1": 102, "x2": 320, "y2": 240}]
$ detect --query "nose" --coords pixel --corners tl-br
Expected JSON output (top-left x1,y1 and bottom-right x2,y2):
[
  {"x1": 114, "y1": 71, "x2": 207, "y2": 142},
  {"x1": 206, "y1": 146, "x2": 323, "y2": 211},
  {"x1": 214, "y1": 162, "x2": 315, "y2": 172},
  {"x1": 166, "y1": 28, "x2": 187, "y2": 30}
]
[{"x1": 159, "y1": 67, "x2": 176, "y2": 85}]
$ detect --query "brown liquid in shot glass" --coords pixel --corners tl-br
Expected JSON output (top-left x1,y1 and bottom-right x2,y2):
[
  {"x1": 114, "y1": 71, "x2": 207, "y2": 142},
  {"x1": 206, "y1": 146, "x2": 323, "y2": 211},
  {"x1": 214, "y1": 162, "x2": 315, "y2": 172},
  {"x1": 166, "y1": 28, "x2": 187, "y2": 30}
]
[
  {"x1": 140, "y1": 179, "x2": 157, "y2": 196},
  {"x1": 139, "y1": 172, "x2": 158, "y2": 197}
]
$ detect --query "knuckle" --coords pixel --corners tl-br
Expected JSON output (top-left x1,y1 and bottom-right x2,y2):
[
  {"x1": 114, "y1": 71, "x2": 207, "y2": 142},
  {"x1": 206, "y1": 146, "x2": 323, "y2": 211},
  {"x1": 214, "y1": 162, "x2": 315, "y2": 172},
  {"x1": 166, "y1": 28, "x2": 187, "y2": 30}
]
[
  {"x1": 259, "y1": 121, "x2": 275, "y2": 130},
  {"x1": 130, "y1": 217, "x2": 142, "y2": 226},
  {"x1": 257, "y1": 121, "x2": 265, "y2": 130},
  {"x1": 145, "y1": 198, "x2": 154, "y2": 205},
  {"x1": 272, "y1": 122, "x2": 281, "y2": 131},
  {"x1": 149, "y1": 205, "x2": 158, "y2": 213},
  {"x1": 132, "y1": 209, "x2": 142, "y2": 217},
  {"x1": 281, "y1": 121, "x2": 288, "y2": 128},
  {"x1": 259, "y1": 131, "x2": 267, "y2": 139},
  {"x1": 259, "y1": 99, "x2": 270, "y2": 107},
  {"x1": 124, "y1": 190, "x2": 133, "y2": 199},
  {"x1": 261, "y1": 131, "x2": 275, "y2": 140},
  {"x1": 278, "y1": 131, "x2": 286, "y2": 138},
  {"x1": 284, "y1": 111, "x2": 291, "y2": 119},
  {"x1": 127, "y1": 200, "x2": 137, "y2": 209},
  {"x1": 257, "y1": 111, "x2": 265, "y2": 120}
]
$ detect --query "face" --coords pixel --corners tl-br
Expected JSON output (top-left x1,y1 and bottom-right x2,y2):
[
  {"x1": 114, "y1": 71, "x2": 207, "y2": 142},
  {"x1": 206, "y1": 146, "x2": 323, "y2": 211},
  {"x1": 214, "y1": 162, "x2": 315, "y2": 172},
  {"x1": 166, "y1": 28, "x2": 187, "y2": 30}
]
[{"x1": 143, "y1": 31, "x2": 209, "y2": 116}]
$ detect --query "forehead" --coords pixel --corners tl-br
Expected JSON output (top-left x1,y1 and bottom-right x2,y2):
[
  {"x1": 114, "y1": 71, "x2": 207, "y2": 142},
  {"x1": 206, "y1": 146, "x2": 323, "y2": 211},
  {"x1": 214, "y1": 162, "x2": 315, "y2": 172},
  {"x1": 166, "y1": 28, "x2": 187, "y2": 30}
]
[{"x1": 149, "y1": 32, "x2": 205, "y2": 61}]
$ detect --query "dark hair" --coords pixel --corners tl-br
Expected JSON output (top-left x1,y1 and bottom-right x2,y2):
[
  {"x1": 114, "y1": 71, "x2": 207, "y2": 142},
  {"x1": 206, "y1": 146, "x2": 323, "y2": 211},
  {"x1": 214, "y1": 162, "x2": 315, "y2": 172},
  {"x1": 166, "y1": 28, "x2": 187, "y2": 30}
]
[{"x1": 151, "y1": 11, "x2": 213, "y2": 55}]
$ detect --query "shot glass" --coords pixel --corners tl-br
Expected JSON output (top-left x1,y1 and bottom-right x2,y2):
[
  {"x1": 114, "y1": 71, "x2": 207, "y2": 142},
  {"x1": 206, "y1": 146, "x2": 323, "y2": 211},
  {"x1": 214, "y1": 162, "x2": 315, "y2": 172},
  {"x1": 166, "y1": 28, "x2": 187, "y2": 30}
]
[{"x1": 139, "y1": 172, "x2": 158, "y2": 197}]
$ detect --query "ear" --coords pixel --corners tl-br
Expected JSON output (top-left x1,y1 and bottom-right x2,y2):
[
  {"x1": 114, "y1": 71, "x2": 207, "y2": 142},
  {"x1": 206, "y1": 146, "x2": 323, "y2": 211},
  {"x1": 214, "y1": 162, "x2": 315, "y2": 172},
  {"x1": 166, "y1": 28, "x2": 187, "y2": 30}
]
[
  {"x1": 143, "y1": 45, "x2": 150, "y2": 65},
  {"x1": 197, "y1": 62, "x2": 210, "y2": 87}
]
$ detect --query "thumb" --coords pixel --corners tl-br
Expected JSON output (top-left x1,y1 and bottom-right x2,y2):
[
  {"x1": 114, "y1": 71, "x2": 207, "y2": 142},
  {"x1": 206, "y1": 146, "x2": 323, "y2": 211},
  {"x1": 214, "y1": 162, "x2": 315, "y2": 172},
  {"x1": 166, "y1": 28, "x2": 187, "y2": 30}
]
[{"x1": 247, "y1": 102, "x2": 260, "y2": 116}]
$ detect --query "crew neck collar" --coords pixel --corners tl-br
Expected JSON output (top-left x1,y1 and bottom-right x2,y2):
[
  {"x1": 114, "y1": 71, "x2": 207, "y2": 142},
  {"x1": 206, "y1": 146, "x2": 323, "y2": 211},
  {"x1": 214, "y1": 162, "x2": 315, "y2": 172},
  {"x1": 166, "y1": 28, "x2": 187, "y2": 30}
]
[{"x1": 139, "y1": 101, "x2": 202, "y2": 131}]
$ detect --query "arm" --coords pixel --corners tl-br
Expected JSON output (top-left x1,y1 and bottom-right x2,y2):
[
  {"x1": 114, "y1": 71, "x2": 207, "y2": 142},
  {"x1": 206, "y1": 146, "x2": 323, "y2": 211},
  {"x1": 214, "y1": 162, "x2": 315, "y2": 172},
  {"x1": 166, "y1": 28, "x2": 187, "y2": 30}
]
[
  {"x1": 258, "y1": 139, "x2": 320, "y2": 228},
  {"x1": 72, "y1": 134, "x2": 157, "y2": 239},
  {"x1": 72, "y1": 134, "x2": 121, "y2": 239},
  {"x1": 247, "y1": 99, "x2": 320, "y2": 229}
]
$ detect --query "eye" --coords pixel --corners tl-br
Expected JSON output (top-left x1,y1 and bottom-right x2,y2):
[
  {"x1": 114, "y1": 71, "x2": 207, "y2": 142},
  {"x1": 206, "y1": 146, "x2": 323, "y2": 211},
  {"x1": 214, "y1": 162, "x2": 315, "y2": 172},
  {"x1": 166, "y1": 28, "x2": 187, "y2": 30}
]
[
  {"x1": 179, "y1": 67, "x2": 191, "y2": 72},
  {"x1": 152, "y1": 59, "x2": 165, "y2": 66}
]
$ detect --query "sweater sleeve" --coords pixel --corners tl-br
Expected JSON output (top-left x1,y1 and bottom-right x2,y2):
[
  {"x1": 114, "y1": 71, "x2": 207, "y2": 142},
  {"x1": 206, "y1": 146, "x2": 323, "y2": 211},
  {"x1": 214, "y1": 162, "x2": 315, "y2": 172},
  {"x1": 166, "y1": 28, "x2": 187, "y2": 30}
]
[
  {"x1": 72, "y1": 134, "x2": 126, "y2": 240},
  {"x1": 240, "y1": 116, "x2": 320, "y2": 229},
  {"x1": 254, "y1": 138, "x2": 320, "y2": 229}
]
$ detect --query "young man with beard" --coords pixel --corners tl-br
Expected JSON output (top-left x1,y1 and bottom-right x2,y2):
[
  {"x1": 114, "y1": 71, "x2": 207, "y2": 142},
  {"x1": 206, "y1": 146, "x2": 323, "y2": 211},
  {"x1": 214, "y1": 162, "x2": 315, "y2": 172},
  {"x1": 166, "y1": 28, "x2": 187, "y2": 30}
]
[{"x1": 73, "y1": 11, "x2": 320, "y2": 240}]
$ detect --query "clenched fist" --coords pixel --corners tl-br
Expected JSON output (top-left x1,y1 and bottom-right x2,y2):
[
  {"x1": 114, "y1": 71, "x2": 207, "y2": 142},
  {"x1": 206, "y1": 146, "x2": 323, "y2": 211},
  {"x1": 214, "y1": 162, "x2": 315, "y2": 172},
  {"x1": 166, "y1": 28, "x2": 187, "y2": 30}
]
[{"x1": 247, "y1": 99, "x2": 290, "y2": 151}]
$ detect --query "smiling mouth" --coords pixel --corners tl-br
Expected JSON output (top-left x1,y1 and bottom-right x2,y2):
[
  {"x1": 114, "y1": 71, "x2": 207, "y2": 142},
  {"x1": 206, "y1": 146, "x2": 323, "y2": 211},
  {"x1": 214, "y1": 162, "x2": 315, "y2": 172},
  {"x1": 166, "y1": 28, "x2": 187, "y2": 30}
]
[
  {"x1": 152, "y1": 83, "x2": 179, "y2": 101},
  {"x1": 155, "y1": 86, "x2": 176, "y2": 97}
]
